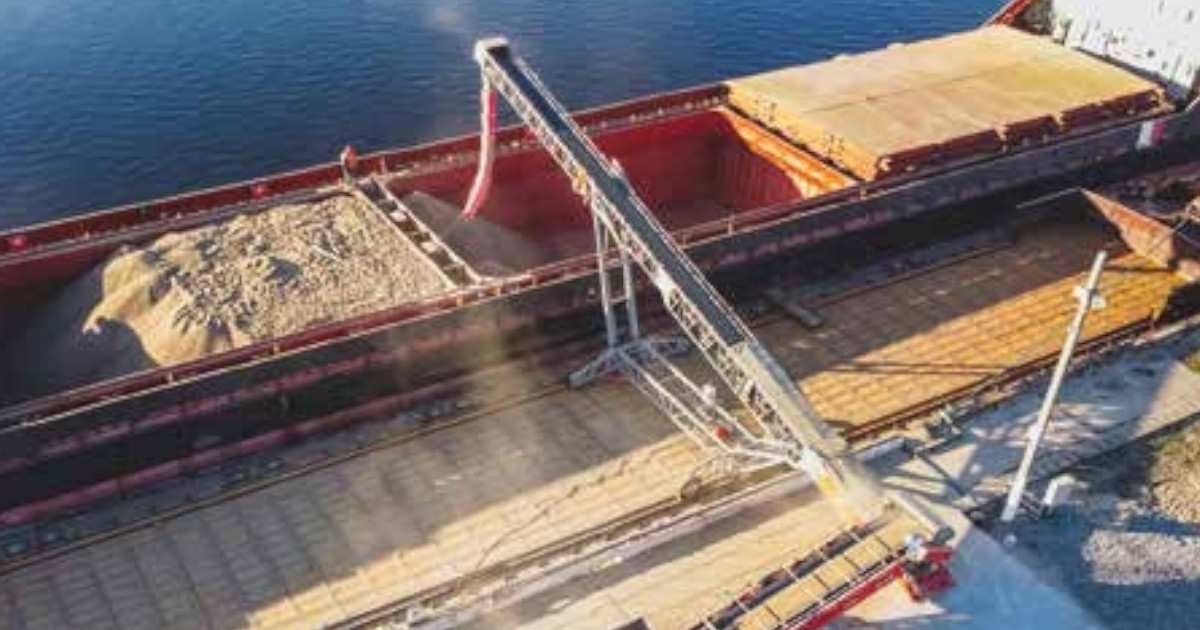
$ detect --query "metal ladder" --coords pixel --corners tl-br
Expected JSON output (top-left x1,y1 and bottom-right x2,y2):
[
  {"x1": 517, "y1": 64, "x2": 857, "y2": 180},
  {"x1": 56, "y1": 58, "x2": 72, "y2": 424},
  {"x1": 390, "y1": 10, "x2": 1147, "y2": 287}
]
[
  {"x1": 355, "y1": 177, "x2": 480, "y2": 285},
  {"x1": 691, "y1": 516, "x2": 916, "y2": 630}
]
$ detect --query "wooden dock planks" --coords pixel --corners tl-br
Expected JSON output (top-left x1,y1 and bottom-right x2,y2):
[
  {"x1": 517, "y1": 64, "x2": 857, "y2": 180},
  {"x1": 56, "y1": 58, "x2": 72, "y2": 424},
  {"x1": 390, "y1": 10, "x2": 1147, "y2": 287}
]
[{"x1": 765, "y1": 219, "x2": 1179, "y2": 431}]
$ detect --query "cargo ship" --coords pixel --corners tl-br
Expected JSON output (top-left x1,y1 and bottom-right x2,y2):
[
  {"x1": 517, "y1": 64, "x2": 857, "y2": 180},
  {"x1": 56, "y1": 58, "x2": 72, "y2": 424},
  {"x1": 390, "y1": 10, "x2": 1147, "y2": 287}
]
[
  {"x1": 0, "y1": 0, "x2": 1198, "y2": 536},
  {"x1": 1, "y1": 2, "x2": 1200, "y2": 628}
]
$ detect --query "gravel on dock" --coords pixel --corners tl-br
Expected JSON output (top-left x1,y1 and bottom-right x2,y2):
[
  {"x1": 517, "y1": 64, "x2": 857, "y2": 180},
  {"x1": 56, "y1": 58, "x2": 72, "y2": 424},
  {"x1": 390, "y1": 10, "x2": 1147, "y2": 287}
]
[
  {"x1": 996, "y1": 417, "x2": 1200, "y2": 630},
  {"x1": 10, "y1": 194, "x2": 452, "y2": 398}
]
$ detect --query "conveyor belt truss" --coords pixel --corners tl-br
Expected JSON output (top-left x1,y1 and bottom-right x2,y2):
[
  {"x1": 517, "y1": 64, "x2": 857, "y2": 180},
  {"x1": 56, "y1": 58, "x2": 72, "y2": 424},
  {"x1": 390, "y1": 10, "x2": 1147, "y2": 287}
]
[{"x1": 470, "y1": 38, "x2": 877, "y2": 501}]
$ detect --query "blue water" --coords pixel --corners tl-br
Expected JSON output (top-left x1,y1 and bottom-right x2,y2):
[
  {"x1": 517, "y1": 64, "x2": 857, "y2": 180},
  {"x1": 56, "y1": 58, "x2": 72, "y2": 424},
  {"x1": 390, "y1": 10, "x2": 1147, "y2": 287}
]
[{"x1": 0, "y1": 0, "x2": 1000, "y2": 229}]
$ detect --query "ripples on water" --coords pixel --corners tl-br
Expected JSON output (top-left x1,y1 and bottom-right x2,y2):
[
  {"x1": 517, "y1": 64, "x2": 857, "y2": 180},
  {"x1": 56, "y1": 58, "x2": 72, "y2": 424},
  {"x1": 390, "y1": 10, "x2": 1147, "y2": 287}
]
[{"x1": 0, "y1": 0, "x2": 999, "y2": 227}]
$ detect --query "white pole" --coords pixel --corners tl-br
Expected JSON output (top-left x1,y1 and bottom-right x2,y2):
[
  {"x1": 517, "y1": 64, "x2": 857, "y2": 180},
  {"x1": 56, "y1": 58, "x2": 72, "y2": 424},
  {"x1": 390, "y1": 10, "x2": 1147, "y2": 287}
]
[{"x1": 1000, "y1": 250, "x2": 1108, "y2": 523}]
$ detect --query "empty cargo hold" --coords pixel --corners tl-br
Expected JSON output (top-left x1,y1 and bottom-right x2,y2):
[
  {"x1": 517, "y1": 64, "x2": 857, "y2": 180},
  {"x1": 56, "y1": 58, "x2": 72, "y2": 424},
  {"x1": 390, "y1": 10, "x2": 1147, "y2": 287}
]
[
  {"x1": 386, "y1": 108, "x2": 856, "y2": 270},
  {"x1": 727, "y1": 25, "x2": 1167, "y2": 180}
]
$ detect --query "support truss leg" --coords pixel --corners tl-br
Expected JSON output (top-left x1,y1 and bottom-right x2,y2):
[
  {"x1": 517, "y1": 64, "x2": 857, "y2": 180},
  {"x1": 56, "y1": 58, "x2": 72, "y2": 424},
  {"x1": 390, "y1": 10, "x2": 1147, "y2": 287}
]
[{"x1": 569, "y1": 210, "x2": 688, "y2": 389}]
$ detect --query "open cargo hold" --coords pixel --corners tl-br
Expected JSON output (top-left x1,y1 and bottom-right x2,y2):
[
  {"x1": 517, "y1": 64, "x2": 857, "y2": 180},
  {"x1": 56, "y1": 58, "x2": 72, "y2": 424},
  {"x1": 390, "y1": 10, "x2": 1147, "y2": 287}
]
[
  {"x1": 0, "y1": 107, "x2": 852, "y2": 404},
  {"x1": 728, "y1": 25, "x2": 1168, "y2": 180},
  {"x1": 0, "y1": 107, "x2": 864, "y2": 522},
  {"x1": 388, "y1": 108, "x2": 856, "y2": 274}
]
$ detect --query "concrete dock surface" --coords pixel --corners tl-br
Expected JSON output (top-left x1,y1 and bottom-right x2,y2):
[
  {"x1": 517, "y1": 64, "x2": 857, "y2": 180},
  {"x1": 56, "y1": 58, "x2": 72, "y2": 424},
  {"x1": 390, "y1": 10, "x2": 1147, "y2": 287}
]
[
  {"x1": 457, "y1": 487, "x2": 1105, "y2": 630},
  {"x1": 467, "y1": 330, "x2": 1200, "y2": 630}
]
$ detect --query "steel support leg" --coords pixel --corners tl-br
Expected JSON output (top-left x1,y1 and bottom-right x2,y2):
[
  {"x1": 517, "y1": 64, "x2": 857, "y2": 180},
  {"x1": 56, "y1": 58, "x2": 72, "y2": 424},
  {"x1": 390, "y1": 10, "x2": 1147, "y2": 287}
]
[
  {"x1": 569, "y1": 207, "x2": 688, "y2": 388},
  {"x1": 621, "y1": 246, "x2": 640, "y2": 341},
  {"x1": 594, "y1": 212, "x2": 620, "y2": 349},
  {"x1": 568, "y1": 210, "x2": 628, "y2": 388}
]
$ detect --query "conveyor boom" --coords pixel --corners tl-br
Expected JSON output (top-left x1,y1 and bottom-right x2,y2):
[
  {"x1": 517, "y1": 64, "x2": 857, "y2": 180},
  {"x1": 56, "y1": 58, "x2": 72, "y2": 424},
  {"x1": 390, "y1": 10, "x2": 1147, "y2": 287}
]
[{"x1": 472, "y1": 38, "x2": 881, "y2": 505}]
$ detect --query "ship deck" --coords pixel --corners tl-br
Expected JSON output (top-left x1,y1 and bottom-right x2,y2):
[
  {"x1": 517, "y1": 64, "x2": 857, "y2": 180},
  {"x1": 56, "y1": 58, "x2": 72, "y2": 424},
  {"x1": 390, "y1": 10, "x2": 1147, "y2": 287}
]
[
  {"x1": 765, "y1": 219, "x2": 1177, "y2": 432},
  {"x1": 0, "y1": 15, "x2": 1192, "y2": 454},
  {"x1": 0, "y1": 211, "x2": 1181, "y2": 630}
]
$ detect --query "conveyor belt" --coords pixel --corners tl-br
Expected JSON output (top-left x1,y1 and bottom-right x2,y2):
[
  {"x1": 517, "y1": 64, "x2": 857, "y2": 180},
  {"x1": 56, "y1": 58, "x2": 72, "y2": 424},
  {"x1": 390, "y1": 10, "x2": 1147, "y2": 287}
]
[
  {"x1": 475, "y1": 40, "x2": 875, "y2": 498},
  {"x1": 470, "y1": 38, "x2": 957, "y2": 630},
  {"x1": 487, "y1": 45, "x2": 745, "y2": 347}
]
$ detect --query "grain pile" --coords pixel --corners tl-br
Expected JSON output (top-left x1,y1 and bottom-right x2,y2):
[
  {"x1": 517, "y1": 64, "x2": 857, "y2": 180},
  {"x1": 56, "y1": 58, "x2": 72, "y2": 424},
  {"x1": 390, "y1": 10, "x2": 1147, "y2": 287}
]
[
  {"x1": 11, "y1": 194, "x2": 451, "y2": 398},
  {"x1": 401, "y1": 191, "x2": 550, "y2": 275}
]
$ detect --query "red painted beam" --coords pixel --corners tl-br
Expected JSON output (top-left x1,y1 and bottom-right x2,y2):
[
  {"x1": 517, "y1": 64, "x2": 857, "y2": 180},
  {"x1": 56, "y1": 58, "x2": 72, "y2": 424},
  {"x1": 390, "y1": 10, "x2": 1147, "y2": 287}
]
[
  {"x1": 0, "y1": 373, "x2": 469, "y2": 526},
  {"x1": 789, "y1": 562, "x2": 908, "y2": 630},
  {"x1": 0, "y1": 84, "x2": 725, "y2": 259},
  {"x1": 987, "y1": 0, "x2": 1037, "y2": 26}
]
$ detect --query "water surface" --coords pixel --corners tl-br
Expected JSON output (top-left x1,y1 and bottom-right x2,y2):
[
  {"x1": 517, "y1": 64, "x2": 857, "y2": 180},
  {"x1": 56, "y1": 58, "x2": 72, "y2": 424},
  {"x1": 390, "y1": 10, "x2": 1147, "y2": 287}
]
[{"x1": 0, "y1": 0, "x2": 1000, "y2": 228}]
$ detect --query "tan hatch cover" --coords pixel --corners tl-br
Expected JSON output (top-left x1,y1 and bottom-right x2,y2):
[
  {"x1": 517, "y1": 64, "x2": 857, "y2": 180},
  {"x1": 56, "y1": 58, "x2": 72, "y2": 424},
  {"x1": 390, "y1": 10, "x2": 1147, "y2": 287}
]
[{"x1": 726, "y1": 25, "x2": 1167, "y2": 180}]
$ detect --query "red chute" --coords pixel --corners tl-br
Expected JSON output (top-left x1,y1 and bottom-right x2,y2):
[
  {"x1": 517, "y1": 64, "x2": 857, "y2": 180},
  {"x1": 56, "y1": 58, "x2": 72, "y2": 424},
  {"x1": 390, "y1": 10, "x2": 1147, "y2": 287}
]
[{"x1": 462, "y1": 85, "x2": 498, "y2": 219}]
